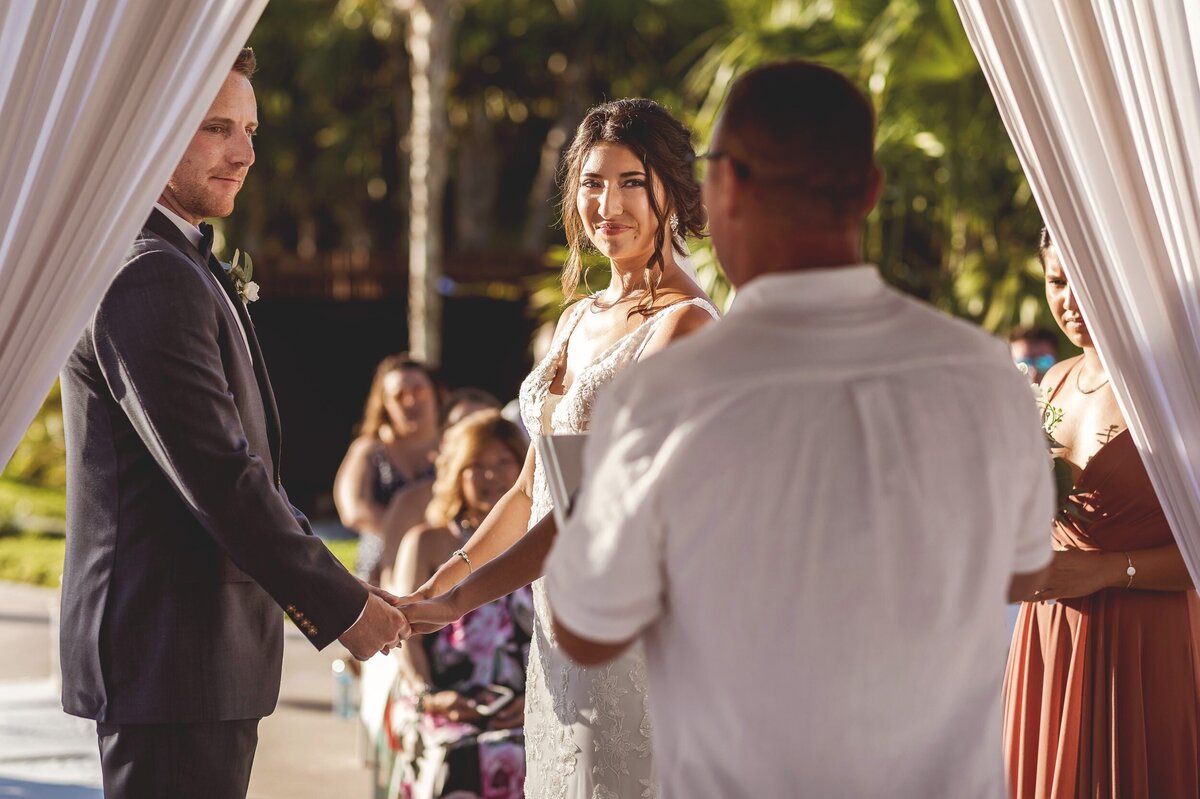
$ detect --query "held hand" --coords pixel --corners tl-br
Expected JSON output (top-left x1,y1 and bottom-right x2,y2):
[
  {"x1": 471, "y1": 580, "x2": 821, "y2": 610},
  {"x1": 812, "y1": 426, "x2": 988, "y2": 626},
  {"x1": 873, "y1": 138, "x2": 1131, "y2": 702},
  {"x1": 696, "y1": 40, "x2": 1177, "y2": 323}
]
[
  {"x1": 357, "y1": 577, "x2": 404, "y2": 607},
  {"x1": 398, "y1": 592, "x2": 462, "y2": 636},
  {"x1": 338, "y1": 593, "x2": 411, "y2": 661},
  {"x1": 1028, "y1": 548, "x2": 1124, "y2": 602}
]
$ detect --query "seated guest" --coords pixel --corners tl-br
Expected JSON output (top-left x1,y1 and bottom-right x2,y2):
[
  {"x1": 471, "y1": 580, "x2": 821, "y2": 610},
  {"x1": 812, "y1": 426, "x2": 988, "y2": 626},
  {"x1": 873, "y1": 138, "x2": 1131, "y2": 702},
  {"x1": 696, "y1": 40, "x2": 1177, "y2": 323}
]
[
  {"x1": 389, "y1": 410, "x2": 532, "y2": 799},
  {"x1": 442, "y1": 386, "x2": 502, "y2": 429},
  {"x1": 1009, "y1": 325, "x2": 1060, "y2": 382},
  {"x1": 544, "y1": 61, "x2": 1054, "y2": 798},
  {"x1": 1003, "y1": 230, "x2": 1200, "y2": 798},
  {"x1": 335, "y1": 354, "x2": 440, "y2": 585}
]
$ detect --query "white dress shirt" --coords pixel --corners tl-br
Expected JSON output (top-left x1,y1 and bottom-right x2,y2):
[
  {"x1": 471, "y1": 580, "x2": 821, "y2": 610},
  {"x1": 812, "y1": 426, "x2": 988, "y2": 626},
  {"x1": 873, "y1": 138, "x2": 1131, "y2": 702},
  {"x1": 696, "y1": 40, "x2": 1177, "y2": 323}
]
[
  {"x1": 546, "y1": 265, "x2": 1053, "y2": 798},
  {"x1": 153, "y1": 202, "x2": 252, "y2": 359}
]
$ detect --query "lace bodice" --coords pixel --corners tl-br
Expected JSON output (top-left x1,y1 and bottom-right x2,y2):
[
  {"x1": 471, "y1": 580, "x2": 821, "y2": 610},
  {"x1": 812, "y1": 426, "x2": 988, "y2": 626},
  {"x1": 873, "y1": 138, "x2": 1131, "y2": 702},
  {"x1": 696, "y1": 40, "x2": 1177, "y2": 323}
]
[{"x1": 517, "y1": 295, "x2": 719, "y2": 799}]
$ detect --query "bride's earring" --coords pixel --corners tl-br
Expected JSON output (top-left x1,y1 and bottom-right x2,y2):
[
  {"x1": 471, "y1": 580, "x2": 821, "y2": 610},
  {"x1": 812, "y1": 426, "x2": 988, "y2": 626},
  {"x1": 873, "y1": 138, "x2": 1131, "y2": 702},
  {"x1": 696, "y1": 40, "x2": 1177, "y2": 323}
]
[{"x1": 669, "y1": 213, "x2": 679, "y2": 234}]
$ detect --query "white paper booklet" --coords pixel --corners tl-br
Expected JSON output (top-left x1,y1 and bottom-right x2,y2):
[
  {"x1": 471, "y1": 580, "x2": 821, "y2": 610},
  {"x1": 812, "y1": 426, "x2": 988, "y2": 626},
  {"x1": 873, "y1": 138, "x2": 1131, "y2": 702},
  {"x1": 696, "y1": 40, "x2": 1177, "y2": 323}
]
[{"x1": 534, "y1": 434, "x2": 589, "y2": 529}]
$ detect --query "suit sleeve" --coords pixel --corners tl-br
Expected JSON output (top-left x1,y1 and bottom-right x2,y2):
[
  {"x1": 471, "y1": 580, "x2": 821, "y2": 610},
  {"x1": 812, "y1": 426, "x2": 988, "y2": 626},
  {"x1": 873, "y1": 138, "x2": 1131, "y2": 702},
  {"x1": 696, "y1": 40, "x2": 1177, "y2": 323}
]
[{"x1": 92, "y1": 249, "x2": 367, "y2": 650}]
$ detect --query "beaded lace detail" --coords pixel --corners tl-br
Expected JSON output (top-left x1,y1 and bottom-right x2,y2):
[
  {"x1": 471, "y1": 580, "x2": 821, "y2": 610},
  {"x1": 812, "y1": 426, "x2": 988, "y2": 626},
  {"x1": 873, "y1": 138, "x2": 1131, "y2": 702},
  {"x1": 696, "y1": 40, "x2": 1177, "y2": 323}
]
[{"x1": 518, "y1": 296, "x2": 718, "y2": 798}]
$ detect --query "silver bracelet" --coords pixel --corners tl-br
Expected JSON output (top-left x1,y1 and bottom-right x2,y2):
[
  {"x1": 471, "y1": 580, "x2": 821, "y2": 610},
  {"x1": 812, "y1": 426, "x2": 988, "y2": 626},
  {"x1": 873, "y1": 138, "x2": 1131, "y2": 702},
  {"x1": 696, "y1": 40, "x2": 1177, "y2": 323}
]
[{"x1": 452, "y1": 548, "x2": 473, "y2": 574}]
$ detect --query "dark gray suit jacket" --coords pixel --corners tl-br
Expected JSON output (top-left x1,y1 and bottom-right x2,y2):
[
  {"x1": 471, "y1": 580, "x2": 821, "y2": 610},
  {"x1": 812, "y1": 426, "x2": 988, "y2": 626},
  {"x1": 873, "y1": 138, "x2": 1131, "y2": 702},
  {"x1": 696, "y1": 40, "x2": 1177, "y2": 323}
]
[{"x1": 59, "y1": 210, "x2": 367, "y2": 724}]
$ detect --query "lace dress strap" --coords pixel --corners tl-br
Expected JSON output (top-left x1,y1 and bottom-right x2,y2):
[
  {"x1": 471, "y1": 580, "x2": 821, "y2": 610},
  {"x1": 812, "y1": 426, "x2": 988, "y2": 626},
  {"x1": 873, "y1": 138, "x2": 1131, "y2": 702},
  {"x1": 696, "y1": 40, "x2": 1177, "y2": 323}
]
[{"x1": 632, "y1": 296, "x2": 721, "y2": 359}]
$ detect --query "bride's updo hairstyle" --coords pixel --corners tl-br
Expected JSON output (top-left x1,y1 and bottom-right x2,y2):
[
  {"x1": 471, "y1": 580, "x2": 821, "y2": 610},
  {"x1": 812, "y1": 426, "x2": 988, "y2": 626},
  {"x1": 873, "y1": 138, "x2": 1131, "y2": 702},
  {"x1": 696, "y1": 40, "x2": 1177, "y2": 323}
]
[{"x1": 559, "y1": 99, "x2": 706, "y2": 315}]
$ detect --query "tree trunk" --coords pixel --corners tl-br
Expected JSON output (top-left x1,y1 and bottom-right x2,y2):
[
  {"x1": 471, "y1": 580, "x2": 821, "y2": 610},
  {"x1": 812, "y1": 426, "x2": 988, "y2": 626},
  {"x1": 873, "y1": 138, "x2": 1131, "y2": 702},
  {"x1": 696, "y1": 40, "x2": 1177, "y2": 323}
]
[
  {"x1": 522, "y1": 54, "x2": 588, "y2": 253},
  {"x1": 397, "y1": 0, "x2": 460, "y2": 366},
  {"x1": 454, "y1": 97, "x2": 499, "y2": 251}
]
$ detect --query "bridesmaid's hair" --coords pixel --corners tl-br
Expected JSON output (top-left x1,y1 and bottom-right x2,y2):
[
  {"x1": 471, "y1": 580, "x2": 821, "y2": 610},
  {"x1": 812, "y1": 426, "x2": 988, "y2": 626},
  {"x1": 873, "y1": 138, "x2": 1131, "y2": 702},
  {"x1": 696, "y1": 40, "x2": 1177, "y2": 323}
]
[
  {"x1": 559, "y1": 99, "x2": 707, "y2": 316},
  {"x1": 356, "y1": 353, "x2": 441, "y2": 440},
  {"x1": 427, "y1": 410, "x2": 526, "y2": 526}
]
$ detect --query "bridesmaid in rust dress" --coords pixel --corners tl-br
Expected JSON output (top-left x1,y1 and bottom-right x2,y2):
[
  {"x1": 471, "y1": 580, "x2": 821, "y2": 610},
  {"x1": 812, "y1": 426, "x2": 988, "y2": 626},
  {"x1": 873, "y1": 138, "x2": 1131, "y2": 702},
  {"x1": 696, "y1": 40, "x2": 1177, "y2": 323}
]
[{"x1": 1004, "y1": 230, "x2": 1200, "y2": 798}]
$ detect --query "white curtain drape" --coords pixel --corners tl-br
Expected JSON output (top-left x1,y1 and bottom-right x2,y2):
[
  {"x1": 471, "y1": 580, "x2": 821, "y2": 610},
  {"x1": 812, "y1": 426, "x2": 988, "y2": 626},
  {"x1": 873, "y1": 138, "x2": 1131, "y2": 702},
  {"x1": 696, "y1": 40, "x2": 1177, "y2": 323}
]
[
  {"x1": 0, "y1": 0, "x2": 267, "y2": 465},
  {"x1": 953, "y1": 1, "x2": 1200, "y2": 581}
]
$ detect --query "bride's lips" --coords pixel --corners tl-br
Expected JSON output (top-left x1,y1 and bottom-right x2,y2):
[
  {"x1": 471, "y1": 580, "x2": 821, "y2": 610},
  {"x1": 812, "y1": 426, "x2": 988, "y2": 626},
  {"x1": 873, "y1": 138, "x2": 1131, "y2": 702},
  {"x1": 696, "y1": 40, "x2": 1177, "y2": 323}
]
[{"x1": 595, "y1": 222, "x2": 630, "y2": 235}]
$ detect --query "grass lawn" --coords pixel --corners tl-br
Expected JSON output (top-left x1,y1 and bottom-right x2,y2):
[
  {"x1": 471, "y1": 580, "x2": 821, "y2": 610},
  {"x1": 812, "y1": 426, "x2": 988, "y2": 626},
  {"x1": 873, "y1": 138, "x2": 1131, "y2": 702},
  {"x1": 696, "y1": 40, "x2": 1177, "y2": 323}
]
[
  {"x1": 0, "y1": 532, "x2": 67, "y2": 588},
  {"x1": 0, "y1": 477, "x2": 66, "y2": 535}
]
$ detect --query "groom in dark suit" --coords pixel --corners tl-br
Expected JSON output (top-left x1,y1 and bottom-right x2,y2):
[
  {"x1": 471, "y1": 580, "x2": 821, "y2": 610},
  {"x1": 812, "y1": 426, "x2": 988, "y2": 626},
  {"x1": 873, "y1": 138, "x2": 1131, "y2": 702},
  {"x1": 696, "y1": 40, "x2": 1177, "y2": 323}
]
[{"x1": 58, "y1": 48, "x2": 409, "y2": 798}]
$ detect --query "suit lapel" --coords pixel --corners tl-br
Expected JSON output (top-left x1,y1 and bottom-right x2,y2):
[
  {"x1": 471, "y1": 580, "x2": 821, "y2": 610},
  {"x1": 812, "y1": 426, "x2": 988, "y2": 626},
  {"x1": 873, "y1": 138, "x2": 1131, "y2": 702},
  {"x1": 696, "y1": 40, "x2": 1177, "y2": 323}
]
[{"x1": 143, "y1": 210, "x2": 284, "y2": 485}]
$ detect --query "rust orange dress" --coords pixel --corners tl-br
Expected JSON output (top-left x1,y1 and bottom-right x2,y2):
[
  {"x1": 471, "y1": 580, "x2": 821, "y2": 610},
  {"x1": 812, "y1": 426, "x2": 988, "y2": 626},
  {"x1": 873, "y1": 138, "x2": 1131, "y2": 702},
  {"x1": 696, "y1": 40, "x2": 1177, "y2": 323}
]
[{"x1": 1003, "y1": 394, "x2": 1200, "y2": 797}]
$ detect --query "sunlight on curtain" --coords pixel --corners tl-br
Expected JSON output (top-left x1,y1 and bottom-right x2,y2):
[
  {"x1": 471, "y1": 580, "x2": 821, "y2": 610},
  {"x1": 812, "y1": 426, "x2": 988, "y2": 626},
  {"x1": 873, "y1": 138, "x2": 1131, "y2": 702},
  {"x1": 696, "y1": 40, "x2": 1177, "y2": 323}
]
[
  {"x1": 0, "y1": 0, "x2": 267, "y2": 465},
  {"x1": 954, "y1": 0, "x2": 1200, "y2": 580}
]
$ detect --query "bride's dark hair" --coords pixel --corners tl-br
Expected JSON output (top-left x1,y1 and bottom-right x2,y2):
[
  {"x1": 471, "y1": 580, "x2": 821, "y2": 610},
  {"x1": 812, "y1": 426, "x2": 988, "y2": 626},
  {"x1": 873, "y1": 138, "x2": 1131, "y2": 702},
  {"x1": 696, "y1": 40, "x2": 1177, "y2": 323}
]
[{"x1": 559, "y1": 99, "x2": 706, "y2": 316}]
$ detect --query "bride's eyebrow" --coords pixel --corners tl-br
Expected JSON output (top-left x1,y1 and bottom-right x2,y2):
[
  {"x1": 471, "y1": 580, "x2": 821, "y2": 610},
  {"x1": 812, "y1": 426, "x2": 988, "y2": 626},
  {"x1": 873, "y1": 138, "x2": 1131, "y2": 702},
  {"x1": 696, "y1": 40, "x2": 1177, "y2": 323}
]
[{"x1": 581, "y1": 171, "x2": 647, "y2": 179}]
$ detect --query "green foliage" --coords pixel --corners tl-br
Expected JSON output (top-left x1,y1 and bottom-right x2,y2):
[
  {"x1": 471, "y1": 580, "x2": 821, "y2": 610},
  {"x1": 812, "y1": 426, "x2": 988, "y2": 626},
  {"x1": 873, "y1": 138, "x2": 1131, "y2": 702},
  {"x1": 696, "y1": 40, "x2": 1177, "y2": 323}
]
[
  {"x1": 677, "y1": 0, "x2": 1051, "y2": 332},
  {"x1": 0, "y1": 532, "x2": 65, "y2": 588},
  {"x1": 3, "y1": 382, "x2": 66, "y2": 491}
]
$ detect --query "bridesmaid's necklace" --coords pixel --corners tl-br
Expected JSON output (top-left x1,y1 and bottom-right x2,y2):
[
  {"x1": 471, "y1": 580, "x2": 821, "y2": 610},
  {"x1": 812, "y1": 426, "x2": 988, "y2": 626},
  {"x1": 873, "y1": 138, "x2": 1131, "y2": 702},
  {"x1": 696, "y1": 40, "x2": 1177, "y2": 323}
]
[{"x1": 1075, "y1": 365, "x2": 1111, "y2": 395}]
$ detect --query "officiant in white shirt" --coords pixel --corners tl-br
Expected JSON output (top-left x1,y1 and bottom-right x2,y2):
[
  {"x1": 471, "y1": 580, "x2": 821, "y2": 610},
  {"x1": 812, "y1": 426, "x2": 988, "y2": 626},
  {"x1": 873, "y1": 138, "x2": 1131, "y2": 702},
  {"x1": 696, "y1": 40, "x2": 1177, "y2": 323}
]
[{"x1": 543, "y1": 60, "x2": 1055, "y2": 798}]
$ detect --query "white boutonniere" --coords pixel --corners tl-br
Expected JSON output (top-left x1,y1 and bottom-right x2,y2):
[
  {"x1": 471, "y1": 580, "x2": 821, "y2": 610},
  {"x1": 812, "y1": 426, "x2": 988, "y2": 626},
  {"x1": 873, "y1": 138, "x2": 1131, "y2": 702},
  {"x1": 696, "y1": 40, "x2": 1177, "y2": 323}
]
[{"x1": 225, "y1": 249, "x2": 260, "y2": 304}]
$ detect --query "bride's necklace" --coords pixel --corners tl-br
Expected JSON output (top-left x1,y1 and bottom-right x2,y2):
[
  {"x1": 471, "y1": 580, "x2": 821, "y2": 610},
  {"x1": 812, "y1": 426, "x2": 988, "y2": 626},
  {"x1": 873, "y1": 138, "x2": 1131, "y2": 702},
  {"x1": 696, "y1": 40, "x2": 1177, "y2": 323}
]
[{"x1": 1075, "y1": 365, "x2": 1111, "y2": 395}]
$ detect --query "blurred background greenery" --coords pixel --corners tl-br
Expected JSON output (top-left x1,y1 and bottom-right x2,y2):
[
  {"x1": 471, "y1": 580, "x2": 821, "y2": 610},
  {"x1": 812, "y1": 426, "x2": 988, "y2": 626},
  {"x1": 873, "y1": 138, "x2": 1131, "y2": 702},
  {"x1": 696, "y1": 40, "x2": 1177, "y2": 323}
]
[{"x1": 2, "y1": 0, "x2": 1062, "y2": 586}]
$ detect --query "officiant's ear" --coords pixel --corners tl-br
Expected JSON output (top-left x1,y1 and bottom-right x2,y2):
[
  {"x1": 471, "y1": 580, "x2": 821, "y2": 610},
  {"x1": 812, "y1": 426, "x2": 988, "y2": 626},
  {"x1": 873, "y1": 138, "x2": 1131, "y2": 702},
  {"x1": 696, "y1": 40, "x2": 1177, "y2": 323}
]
[{"x1": 861, "y1": 163, "x2": 884, "y2": 216}]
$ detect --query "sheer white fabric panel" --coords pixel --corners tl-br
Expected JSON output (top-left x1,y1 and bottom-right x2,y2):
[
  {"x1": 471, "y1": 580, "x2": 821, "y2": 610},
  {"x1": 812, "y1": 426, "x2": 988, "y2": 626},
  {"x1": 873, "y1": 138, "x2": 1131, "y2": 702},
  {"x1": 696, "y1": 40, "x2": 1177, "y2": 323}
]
[
  {"x1": 0, "y1": 0, "x2": 266, "y2": 465},
  {"x1": 954, "y1": 0, "x2": 1200, "y2": 582}
]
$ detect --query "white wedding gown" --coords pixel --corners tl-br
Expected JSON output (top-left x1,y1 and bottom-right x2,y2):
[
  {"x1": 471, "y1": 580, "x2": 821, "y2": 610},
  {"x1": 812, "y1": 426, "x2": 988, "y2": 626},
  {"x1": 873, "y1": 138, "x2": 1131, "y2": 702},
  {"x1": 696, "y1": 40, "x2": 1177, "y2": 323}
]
[{"x1": 518, "y1": 295, "x2": 719, "y2": 799}]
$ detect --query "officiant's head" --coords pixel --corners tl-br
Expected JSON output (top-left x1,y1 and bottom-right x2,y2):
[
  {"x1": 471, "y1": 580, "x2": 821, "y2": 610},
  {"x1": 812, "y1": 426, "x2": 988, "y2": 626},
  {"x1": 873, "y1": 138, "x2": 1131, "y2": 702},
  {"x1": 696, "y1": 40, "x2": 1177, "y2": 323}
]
[
  {"x1": 560, "y1": 99, "x2": 707, "y2": 315},
  {"x1": 159, "y1": 48, "x2": 259, "y2": 226},
  {"x1": 702, "y1": 60, "x2": 883, "y2": 286}
]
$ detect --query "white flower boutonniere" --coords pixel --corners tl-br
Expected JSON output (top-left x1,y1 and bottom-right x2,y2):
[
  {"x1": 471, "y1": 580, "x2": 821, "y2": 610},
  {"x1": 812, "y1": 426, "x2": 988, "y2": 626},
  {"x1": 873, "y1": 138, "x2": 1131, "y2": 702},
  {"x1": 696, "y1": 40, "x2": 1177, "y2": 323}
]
[{"x1": 226, "y1": 249, "x2": 260, "y2": 304}]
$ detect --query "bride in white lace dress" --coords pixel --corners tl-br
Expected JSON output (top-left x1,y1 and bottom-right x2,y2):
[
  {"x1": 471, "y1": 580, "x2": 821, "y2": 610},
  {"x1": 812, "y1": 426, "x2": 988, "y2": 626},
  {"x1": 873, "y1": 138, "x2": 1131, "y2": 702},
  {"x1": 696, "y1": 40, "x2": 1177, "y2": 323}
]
[{"x1": 398, "y1": 99, "x2": 718, "y2": 798}]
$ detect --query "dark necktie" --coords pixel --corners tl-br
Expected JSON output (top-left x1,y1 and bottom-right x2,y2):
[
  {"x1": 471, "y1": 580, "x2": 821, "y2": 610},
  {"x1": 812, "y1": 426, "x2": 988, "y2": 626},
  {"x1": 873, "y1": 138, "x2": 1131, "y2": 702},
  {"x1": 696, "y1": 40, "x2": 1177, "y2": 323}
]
[{"x1": 197, "y1": 222, "x2": 236, "y2": 289}]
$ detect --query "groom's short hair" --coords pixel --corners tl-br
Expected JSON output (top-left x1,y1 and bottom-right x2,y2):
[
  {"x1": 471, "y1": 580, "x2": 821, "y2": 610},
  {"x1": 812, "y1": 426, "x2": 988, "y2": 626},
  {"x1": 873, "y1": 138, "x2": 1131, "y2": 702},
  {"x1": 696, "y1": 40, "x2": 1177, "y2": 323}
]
[
  {"x1": 720, "y1": 60, "x2": 876, "y2": 219},
  {"x1": 233, "y1": 47, "x2": 257, "y2": 80}
]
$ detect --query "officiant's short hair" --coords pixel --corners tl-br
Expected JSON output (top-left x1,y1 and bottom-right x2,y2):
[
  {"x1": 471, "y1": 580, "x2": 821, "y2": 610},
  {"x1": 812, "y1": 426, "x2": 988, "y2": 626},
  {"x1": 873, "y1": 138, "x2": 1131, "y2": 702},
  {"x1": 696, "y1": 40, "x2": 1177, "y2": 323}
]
[
  {"x1": 720, "y1": 60, "x2": 875, "y2": 218},
  {"x1": 233, "y1": 47, "x2": 257, "y2": 79}
]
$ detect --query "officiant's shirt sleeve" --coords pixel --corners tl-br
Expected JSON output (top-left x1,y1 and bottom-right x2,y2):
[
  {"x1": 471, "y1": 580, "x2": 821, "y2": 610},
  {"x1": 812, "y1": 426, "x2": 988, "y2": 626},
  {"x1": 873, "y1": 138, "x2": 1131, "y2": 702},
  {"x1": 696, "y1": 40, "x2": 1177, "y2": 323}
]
[
  {"x1": 1010, "y1": 373, "x2": 1056, "y2": 574},
  {"x1": 546, "y1": 382, "x2": 667, "y2": 644}
]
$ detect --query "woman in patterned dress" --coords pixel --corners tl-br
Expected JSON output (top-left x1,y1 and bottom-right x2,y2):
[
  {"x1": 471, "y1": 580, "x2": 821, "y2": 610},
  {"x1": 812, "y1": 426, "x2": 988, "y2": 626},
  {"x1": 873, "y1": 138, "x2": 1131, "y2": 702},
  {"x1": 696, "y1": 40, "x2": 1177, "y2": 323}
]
[
  {"x1": 389, "y1": 410, "x2": 534, "y2": 799},
  {"x1": 398, "y1": 99, "x2": 720, "y2": 798}
]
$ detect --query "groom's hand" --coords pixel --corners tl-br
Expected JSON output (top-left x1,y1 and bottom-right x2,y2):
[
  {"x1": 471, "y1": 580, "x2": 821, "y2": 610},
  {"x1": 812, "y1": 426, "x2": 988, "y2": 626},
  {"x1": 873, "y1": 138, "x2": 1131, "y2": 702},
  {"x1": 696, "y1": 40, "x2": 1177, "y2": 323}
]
[{"x1": 339, "y1": 593, "x2": 411, "y2": 661}]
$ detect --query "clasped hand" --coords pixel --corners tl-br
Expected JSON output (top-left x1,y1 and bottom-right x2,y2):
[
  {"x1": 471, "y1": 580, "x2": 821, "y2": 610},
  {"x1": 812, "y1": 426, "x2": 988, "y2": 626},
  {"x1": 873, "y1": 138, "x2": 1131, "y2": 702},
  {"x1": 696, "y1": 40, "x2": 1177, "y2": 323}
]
[
  {"x1": 394, "y1": 588, "x2": 463, "y2": 636},
  {"x1": 338, "y1": 580, "x2": 413, "y2": 661},
  {"x1": 1022, "y1": 548, "x2": 1123, "y2": 603}
]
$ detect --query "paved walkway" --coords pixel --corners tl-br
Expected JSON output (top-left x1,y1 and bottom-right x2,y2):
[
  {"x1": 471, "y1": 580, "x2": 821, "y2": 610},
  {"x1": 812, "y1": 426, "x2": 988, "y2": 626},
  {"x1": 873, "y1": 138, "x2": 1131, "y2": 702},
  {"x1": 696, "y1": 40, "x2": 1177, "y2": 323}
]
[{"x1": 0, "y1": 580, "x2": 373, "y2": 798}]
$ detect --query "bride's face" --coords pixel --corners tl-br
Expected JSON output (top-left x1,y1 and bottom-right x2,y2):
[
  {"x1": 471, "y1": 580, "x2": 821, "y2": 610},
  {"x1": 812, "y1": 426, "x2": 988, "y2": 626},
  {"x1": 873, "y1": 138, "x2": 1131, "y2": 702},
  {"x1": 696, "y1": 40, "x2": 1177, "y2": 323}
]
[{"x1": 576, "y1": 143, "x2": 666, "y2": 269}]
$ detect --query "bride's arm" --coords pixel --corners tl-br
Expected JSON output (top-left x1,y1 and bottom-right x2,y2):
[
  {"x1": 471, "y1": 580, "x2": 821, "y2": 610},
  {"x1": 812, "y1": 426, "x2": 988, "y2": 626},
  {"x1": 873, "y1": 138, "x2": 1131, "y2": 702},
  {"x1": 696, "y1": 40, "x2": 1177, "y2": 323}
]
[{"x1": 403, "y1": 511, "x2": 558, "y2": 635}]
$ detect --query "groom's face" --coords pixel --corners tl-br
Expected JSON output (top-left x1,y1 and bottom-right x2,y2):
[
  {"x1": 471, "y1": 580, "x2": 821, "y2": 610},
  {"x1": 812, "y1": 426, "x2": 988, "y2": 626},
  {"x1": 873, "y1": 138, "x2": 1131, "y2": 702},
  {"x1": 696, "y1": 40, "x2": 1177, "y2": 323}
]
[{"x1": 162, "y1": 70, "x2": 258, "y2": 224}]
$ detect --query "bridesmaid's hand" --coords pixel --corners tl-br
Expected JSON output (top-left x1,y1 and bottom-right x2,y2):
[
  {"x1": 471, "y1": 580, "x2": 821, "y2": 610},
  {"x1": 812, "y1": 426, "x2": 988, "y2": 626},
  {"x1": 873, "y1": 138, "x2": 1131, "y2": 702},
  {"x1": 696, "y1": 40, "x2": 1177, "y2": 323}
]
[{"x1": 1029, "y1": 548, "x2": 1125, "y2": 601}]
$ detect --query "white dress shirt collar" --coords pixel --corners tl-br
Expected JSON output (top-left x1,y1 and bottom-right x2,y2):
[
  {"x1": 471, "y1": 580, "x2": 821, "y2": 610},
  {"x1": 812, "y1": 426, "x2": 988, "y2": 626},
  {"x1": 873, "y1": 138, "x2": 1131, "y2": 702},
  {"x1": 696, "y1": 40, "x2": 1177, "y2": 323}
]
[
  {"x1": 729, "y1": 264, "x2": 884, "y2": 314},
  {"x1": 153, "y1": 202, "x2": 203, "y2": 250}
]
